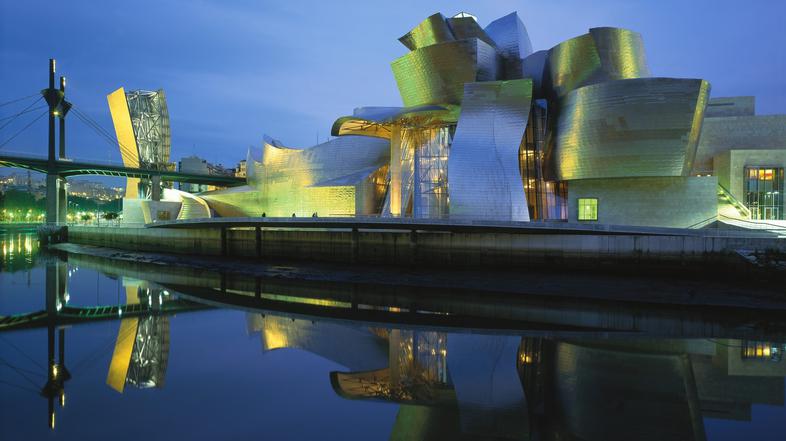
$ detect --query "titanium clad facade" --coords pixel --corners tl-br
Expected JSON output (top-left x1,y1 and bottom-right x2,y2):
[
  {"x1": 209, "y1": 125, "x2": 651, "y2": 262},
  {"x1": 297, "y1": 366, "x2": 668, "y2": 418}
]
[
  {"x1": 448, "y1": 80, "x2": 533, "y2": 221},
  {"x1": 446, "y1": 16, "x2": 497, "y2": 48},
  {"x1": 484, "y1": 12, "x2": 534, "y2": 79},
  {"x1": 392, "y1": 39, "x2": 500, "y2": 107},
  {"x1": 546, "y1": 28, "x2": 650, "y2": 98},
  {"x1": 399, "y1": 13, "x2": 455, "y2": 51},
  {"x1": 553, "y1": 78, "x2": 711, "y2": 181},
  {"x1": 179, "y1": 11, "x2": 786, "y2": 228},
  {"x1": 243, "y1": 135, "x2": 389, "y2": 217}
]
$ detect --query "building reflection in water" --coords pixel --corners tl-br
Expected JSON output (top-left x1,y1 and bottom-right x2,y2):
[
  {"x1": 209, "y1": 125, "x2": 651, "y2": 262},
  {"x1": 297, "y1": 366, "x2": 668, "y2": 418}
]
[
  {"x1": 247, "y1": 313, "x2": 786, "y2": 441},
  {"x1": 15, "y1": 259, "x2": 786, "y2": 439},
  {"x1": 32, "y1": 263, "x2": 174, "y2": 429},
  {"x1": 107, "y1": 279, "x2": 171, "y2": 392}
]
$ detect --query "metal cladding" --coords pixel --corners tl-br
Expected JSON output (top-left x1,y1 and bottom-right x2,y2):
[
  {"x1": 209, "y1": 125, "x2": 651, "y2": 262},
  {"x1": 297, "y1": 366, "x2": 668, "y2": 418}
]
[
  {"x1": 545, "y1": 27, "x2": 650, "y2": 98},
  {"x1": 330, "y1": 105, "x2": 456, "y2": 139},
  {"x1": 194, "y1": 11, "x2": 749, "y2": 227},
  {"x1": 552, "y1": 78, "x2": 711, "y2": 181},
  {"x1": 399, "y1": 13, "x2": 456, "y2": 50},
  {"x1": 448, "y1": 79, "x2": 533, "y2": 221},
  {"x1": 244, "y1": 135, "x2": 390, "y2": 217},
  {"x1": 392, "y1": 39, "x2": 500, "y2": 107},
  {"x1": 446, "y1": 15, "x2": 497, "y2": 48},
  {"x1": 484, "y1": 12, "x2": 534, "y2": 78}
]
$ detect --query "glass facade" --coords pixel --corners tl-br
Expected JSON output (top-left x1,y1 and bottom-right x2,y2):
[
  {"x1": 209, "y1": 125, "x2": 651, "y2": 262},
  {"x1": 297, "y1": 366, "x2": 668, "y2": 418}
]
[
  {"x1": 577, "y1": 198, "x2": 598, "y2": 221},
  {"x1": 520, "y1": 102, "x2": 568, "y2": 220},
  {"x1": 744, "y1": 167, "x2": 784, "y2": 220}
]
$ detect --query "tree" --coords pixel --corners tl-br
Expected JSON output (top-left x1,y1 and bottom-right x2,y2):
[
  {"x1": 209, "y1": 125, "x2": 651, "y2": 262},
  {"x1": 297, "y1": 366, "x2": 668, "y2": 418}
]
[{"x1": 103, "y1": 212, "x2": 119, "y2": 224}]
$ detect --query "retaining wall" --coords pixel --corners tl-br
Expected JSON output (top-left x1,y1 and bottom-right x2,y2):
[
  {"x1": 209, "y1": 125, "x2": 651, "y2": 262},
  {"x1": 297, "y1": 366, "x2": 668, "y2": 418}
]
[{"x1": 67, "y1": 226, "x2": 786, "y2": 271}]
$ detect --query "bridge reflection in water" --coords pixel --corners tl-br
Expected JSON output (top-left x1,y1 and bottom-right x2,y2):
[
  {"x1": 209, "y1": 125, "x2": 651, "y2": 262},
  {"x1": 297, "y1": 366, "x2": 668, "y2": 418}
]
[
  {"x1": 2, "y1": 242, "x2": 786, "y2": 440},
  {"x1": 0, "y1": 243, "x2": 202, "y2": 429}
]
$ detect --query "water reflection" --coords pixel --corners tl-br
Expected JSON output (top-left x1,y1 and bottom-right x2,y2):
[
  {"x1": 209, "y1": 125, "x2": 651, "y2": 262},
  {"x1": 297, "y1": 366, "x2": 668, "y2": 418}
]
[
  {"x1": 2, "y1": 238, "x2": 786, "y2": 440},
  {"x1": 0, "y1": 230, "x2": 38, "y2": 272},
  {"x1": 244, "y1": 313, "x2": 786, "y2": 440}
]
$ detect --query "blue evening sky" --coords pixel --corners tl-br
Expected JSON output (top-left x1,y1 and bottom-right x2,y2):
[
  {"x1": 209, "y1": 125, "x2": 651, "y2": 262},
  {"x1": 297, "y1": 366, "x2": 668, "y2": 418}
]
[{"x1": 1, "y1": 0, "x2": 785, "y2": 171}]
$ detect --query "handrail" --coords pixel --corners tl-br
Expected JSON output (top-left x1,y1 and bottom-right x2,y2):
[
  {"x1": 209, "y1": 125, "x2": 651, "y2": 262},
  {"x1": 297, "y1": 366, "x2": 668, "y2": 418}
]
[
  {"x1": 717, "y1": 184, "x2": 751, "y2": 219},
  {"x1": 718, "y1": 213, "x2": 786, "y2": 230},
  {"x1": 686, "y1": 215, "x2": 718, "y2": 230}
]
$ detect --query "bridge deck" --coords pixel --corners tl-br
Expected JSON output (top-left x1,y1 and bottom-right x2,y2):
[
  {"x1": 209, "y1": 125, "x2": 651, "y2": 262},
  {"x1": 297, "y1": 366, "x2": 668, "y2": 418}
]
[
  {"x1": 0, "y1": 300, "x2": 208, "y2": 332},
  {"x1": 0, "y1": 153, "x2": 245, "y2": 186}
]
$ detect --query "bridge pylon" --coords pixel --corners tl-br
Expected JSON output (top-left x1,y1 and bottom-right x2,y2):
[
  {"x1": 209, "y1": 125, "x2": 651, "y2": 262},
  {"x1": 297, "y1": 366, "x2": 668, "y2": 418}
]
[{"x1": 41, "y1": 59, "x2": 71, "y2": 225}]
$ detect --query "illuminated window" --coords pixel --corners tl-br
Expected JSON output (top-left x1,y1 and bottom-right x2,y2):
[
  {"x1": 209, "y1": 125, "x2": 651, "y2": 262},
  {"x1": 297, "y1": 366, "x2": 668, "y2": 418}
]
[
  {"x1": 741, "y1": 341, "x2": 784, "y2": 362},
  {"x1": 577, "y1": 198, "x2": 598, "y2": 221},
  {"x1": 744, "y1": 167, "x2": 784, "y2": 220}
]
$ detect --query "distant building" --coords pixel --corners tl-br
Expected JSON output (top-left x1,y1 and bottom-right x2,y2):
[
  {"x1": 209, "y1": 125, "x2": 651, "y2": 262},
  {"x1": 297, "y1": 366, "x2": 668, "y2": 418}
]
[
  {"x1": 177, "y1": 155, "x2": 234, "y2": 193},
  {"x1": 235, "y1": 160, "x2": 247, "y2": 178}
]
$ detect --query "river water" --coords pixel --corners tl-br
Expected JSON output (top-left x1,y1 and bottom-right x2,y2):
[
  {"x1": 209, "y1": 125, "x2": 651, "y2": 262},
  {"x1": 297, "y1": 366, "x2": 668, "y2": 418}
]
[{"x1": 1, "y1": 230, "x2": 785, "y2": 441}]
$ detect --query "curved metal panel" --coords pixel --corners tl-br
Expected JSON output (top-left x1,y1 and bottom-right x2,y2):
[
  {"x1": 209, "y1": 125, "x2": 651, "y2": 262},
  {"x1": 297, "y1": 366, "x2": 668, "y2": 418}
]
[
  {"x1": 553, "y1": 78, "x2": 711, "y2": 181},
  {"x1": 392, "y1": 39, "x2": 499, "y2": 107},
  {"x1": 589, "y1": 28, "x2": 650, "y2": 80},
  {"x1": 330, "y1": 105, "x2": 456, "y2": 138},
  {"x1": 448, "y1": 79, "x2": 532, "y2": 221},
  {"x1": 246, "y1": 135, "x2": 389, "y2": 217},
  {"x1": 546, "y1": 28, "x2": 650, "y2": 98},
  {"x1": 446, "y1": 16, "x2": 497, "y2": 48},
  {"x1": 484, "y1": 12, "x2": 533, "y2": 79},
  {"x1": 522, "y1": 50, "x2": 548, "y2": 97},
  {"x1": 398, "y1": 13, "x2": 454, "y2": 50},
  {"x1": 107, "y1": 87, "x2": 141, "y2": 198}
]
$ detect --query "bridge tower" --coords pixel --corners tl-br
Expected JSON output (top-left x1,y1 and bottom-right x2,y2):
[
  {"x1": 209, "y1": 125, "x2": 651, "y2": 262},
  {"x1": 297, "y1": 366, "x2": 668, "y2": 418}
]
[{"x1": 41, "y1": 59, "x2": 71, "y2": 225}]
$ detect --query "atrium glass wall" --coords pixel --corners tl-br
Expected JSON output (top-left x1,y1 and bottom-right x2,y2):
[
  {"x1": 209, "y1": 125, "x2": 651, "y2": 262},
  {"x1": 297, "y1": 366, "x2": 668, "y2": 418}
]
[
  {"x1": 521, "y1": 103, "x2": 568, "y2": 220},
  {"x1": 744, "y1": 167, "x2": 784, "y2": 220},
  {"x1": 399, "y1": 126, "x2": 453, "y2": 218}
]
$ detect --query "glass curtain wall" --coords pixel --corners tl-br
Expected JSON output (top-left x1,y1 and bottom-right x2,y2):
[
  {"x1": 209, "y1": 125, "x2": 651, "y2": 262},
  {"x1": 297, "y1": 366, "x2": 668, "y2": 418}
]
[
  {"x1": 399, "y1": 125, "x2": 453, "y2": 218},
  {"x1": 744, "y1": 167, "x2": 784, "y2": 220},
  {"x1": 520, "y1": 102, "x2": 568, "y2": 220}
]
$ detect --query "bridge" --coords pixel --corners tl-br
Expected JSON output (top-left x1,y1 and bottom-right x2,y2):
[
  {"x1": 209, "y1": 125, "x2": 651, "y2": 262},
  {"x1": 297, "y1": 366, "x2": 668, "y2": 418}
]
[
  {"x1": 0, "y1": 152, "x2": 245, "y2": 186},
  {"x1": 0, "y1": 300, "x2": 207, "y2": 332},
  {"x1": 0, "y1": 59, "x2": 245, "y2": 225}
]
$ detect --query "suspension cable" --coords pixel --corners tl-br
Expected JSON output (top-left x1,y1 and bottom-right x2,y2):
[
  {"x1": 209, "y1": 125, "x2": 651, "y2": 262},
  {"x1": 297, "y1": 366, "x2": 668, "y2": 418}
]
[
  {"x1": 70, "y1": 105, "x2": 137, "y2": 161},
  {"x1": 0, "y1": 109, "x2": 48, "y2": 149},
  {"x1": 0, "y1": 93, "x2": 39, "y2": 108},
  {"x1": 0, "y1": 104, "x2": 47, "y2": 122},
  {"x1": 0, "y1": 96, "x2": 43, "y2": 132}
]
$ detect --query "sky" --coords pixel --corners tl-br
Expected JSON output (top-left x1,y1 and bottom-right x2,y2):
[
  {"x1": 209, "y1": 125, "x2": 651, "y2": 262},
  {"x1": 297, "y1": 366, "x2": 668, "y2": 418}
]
[{"x1": 1, "y1": 0, "x2": 785, "y2": 177}]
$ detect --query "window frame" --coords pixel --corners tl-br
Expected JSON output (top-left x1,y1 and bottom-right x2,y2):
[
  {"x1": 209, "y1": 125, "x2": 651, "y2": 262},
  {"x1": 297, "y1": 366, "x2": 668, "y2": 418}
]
[{"x1": 577, "y1": 197, "x2": 598, "y2": 222}]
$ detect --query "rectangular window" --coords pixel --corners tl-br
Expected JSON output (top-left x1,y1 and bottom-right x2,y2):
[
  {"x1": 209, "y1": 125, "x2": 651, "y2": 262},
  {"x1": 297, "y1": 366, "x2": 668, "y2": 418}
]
[{"x1": 577, "y1": 198, "x2": 598, "y2": 221}]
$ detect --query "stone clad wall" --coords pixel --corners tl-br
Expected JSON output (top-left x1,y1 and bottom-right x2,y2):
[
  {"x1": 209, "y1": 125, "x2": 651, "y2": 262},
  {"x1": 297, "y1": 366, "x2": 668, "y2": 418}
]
[{"x1": 567, "y1": 176, "x2": 718, "y2": 228}]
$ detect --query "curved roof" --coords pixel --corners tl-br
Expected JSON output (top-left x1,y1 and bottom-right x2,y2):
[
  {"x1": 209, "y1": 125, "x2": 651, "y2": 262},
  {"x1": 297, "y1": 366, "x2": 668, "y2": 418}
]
[
  {"x1": 551, "y1": 77, "x2": 710, "y2": 181},
  {"x1": 330, "y1": 105, "x2": 458, "y2": 138},
  {"x1": 545, "y1": 27, "x2": 651, "y2": 98}
]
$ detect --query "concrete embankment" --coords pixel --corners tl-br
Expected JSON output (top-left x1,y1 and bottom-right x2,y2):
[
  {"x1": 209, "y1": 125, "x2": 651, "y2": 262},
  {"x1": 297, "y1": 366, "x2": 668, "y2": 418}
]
[
  {"x1": 64, "y1": 222, "x2": 786, "y2": 275},
  {"x1": 51, "y1": 243, "x2": 786, "y2": 337}
]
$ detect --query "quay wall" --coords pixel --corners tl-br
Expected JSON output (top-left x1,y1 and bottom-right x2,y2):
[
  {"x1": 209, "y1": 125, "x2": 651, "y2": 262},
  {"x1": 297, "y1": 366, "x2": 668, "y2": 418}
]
[{"x1": 66, "y1": 225, "x2": 786, "y2": 270}]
